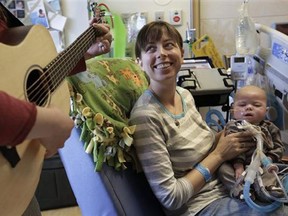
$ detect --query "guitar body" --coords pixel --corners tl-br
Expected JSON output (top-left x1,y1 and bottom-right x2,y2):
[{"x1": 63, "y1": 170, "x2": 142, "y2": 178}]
[
  {"x1": 0, "y1": 140, "x2": 45, "y2": 216},
  {"x1": 0, "y1": 25, "x2": 69, "y2": 108},
  {"x1": 0, "y1": 25, "x2": 70, "y2": 216}
]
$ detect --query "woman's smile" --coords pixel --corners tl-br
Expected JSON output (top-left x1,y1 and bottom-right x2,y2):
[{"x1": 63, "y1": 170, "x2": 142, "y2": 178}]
[{"x1": 154, "y1": 62, "x2": 172, "y2": 69}]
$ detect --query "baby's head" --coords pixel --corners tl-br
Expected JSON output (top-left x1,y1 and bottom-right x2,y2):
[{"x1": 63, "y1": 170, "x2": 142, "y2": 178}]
[{"x1": 232, "y1": 85, "x2": 267, "y2": 125}]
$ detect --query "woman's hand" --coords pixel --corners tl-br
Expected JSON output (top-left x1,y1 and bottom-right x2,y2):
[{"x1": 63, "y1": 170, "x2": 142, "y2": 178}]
[
  {"x1": 213, "y1": 131, "x2": 256, "y2": 162},
  {"x1": 185, "y1": 130, "x2": 255, "y2": 194},
  {"x1": 85, "y1": 20, "x2": 113, "y2": 59}
]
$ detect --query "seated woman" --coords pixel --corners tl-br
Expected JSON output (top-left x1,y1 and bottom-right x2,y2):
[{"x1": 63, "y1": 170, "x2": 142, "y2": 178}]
[{"x1": 129, "y1": 20, "x2": 288, "y2": 215}]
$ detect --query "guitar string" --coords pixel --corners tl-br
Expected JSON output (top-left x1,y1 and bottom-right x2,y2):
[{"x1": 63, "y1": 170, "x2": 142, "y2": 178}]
[
  {"x1": 27, "y1": 17, "x2": 103, "y2": 105},
  {"x1": 19, "y1": 3, "x2": 104, "y2": 105},
  {"x1": 26, "y1": 26, "x2": 96, "y2": 106},
  {"x1": 27, "y1": 30, "x2": 94, "y2": 105}
]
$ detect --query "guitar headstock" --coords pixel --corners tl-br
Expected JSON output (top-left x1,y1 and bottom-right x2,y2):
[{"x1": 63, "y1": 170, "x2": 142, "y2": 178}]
[{"x1": 90, "y1": 2, "x2": 114, "y2": 27}]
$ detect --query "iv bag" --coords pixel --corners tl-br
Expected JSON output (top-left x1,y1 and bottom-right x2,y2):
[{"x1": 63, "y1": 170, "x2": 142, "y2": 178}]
[{"x1": 235, "y1": 1, "x2": 259, "y2": 55}]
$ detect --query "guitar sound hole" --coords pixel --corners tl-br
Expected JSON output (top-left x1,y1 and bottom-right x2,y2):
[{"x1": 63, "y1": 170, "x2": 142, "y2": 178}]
[{"x1": 26, "y1": 69, "x2": 50, "y2": 106}]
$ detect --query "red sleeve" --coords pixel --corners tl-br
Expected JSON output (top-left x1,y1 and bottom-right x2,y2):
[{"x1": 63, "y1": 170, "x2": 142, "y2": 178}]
[
  {"x1": 0, "y1": 91, "x2": 37, "y2": 146},
  {"x1": 68, "y1": 58, "x2": 87, "y2": 76}
]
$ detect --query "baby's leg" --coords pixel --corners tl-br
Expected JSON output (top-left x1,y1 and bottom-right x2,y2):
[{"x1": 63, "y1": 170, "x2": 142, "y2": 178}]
[{"x1": 218, "y1": 162, "x2": 243, "y2": 197}]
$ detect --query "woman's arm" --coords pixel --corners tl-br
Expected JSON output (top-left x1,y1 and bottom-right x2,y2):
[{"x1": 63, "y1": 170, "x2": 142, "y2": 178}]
[{"x1": 185, "y1": 131, "x2": 255, "y2": 194}]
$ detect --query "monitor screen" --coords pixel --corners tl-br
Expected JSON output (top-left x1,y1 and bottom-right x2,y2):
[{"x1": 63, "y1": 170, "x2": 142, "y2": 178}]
[{"x1": 234, "y1": 57, "x2": 245, "y2": 63}]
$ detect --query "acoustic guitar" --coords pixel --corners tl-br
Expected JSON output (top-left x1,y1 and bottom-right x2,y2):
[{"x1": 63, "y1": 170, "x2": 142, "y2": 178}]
[{"x1": 0, "y1": 24, "x2": 102, "y2": 216}]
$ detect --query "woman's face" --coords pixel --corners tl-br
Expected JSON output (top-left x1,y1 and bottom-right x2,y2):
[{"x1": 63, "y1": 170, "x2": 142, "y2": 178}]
[{"x1": 139, "y1": 30, "x2": 184, "y2": 84}]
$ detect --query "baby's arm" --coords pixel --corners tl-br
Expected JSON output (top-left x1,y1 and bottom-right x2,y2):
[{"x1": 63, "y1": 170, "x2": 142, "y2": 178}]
[{"x1": 264, "y1": 122, "x2": 285, "y2": 163}]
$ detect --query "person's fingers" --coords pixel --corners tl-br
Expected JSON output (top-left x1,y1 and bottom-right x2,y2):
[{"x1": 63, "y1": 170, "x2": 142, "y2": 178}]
[{"x1": 44, "y1": 149, "x2": 56, "y2": 159}]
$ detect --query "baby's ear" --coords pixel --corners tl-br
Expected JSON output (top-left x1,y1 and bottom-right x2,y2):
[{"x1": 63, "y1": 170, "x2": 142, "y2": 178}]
[{"x1": 266, "y1": 106, "x2": 278, "y2": 121}]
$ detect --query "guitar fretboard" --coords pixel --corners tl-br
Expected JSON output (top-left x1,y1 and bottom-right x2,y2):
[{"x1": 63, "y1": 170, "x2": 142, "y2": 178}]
[{"x1": 46, "y1": 26, "x2": 102, "y2": 91}]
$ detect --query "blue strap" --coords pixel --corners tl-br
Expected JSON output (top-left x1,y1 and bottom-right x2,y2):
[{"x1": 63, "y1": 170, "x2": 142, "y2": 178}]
[{"x1": 195, "y1": 163, "x2": 212, "y2": 182}]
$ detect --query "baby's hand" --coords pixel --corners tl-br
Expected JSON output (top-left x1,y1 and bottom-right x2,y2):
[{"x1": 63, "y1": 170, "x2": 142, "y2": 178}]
[{"x1": 235, "y1": 167, "x2": 245, "y2": 179}]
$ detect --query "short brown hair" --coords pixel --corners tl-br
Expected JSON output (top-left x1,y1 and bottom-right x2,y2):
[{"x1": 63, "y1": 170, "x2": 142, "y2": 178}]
[{"x1": 135, "y1": 21, "x2": 183, "y2": 59}]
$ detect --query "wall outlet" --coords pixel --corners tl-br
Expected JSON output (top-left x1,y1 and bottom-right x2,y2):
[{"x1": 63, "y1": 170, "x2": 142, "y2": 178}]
[{"x1": 155, "y1": 11, "x2": 164, "y2": 21}]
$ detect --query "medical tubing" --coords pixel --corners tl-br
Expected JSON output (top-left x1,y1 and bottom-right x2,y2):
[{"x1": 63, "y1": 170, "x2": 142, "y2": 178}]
[
  {"x1": 261, "y1": 154, "x2": 288, "y2": 200},
  {"x1": 236, "y1": 121, "x2": 288, "y2": 209},
  {"x1": 276, "y1": 164, "x2": 288, "y2": 176},
  {"x1": 273, "y1": 170, "x2": 288, "y2": 201},
  {"x1": 283, "y1": 173, "x2": 288, "y2": 194},
  {"x1": 243, "y1": 181, "x2": 283, "y2": 212},
  {"x1": 259, "y1": 151, "x2": 288, "y2": 201},
  {"x1": 255, "y1": 134, "x2": 263, "y2": 151},
  {"x1": 245, "y1": 153, "x2": 261, "y2": 183},
  {"x1": 259, "y1": 152, "x2": 288, "y2": 200},
  {"x1": 244, "y1": 149, "x2": 287, "y2": 211},
  {"x1": 260, "y1": 152, "x2": 279, "y2": 173},
  {"x1": 256, "y1": 172, "x2": 288, "y2": 203}
]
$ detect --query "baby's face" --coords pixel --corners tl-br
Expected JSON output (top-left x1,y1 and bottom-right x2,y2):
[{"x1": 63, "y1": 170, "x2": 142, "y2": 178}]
[{"x1": 233, "y1": 88, "x2": 267, "y2": 124}]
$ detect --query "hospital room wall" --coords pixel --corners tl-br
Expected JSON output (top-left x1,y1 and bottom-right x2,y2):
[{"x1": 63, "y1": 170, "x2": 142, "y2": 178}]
[
  {"x1": 61, "y1": 0, "x2": 288, "y2": 59},
  {"x1": 196, "y1": 0, "x2": 288, "y2": 58},
  {"x1": 60, "y1": 0, "x2": 192, "y2": 47}
]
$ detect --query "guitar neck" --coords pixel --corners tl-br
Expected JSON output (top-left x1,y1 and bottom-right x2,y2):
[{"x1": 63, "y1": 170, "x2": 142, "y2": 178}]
[{"x1": 47, "y1": 26, "x2": 101, "y2": 91}]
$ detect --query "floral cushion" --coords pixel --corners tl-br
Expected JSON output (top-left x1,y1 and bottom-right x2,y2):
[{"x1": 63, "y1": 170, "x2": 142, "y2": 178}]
[{"x1": 66, "y1": 57, "x2": 148, "y2": 171}]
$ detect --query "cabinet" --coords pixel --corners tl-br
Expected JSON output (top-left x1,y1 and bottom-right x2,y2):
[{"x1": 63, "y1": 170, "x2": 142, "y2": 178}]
[{"x1": 35, "y1": 154, "x2": 77, "y2": 210}]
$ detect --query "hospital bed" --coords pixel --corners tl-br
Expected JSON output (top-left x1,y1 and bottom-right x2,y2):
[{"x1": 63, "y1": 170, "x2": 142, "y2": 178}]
[{"x1": 255, "y1": 23, "x2": 288, "y2": 132}]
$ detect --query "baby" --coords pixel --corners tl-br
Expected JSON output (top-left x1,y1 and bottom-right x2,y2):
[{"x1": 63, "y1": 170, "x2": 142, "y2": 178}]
[{"x1": 218, "y1": 85, "x2": 285, "y2": 201}]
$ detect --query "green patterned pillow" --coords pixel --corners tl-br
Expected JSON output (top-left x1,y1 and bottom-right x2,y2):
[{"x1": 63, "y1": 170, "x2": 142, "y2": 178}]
[{"x1": 66, "y1": 57, "x2": 148, "y2": 171}]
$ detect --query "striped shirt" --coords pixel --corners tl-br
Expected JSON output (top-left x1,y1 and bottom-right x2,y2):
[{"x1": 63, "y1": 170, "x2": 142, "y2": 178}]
[{"x1": 129, "y1": 86, "x2": 227, "y2": 215}]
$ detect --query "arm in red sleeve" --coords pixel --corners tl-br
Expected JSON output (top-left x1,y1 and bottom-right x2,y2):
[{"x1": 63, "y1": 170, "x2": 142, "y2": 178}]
[
  {"x1": 0, "y1": 91, "x2": 37, "y2": 146},
  {"x1": 68, "y1": 57, "x2": 87, "y2": 76}
]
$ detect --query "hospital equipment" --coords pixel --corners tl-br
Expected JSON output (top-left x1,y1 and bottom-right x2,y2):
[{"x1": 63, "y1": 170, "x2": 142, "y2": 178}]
[
  {"x1": 230, "y1": 55, "x2": 249, "y2": 81},
  {"x1": 228, "y1": 23, "x2": 288, "y2": 212},
  {"x1": 229, "y1": 120, "x2": 288, "y2": 213},
  {"x1": 235, "y1": 0, "x2": 259, "y2": 56},
  {"x1": 255, "y1": 23, "x2": 288, "y2": 131},
  {"x1": 178, "y1": 58, "x2": 234, "y2": 107},
  {"x1": 230, "y1": 22, "x2": 288, "y2": 131}
]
